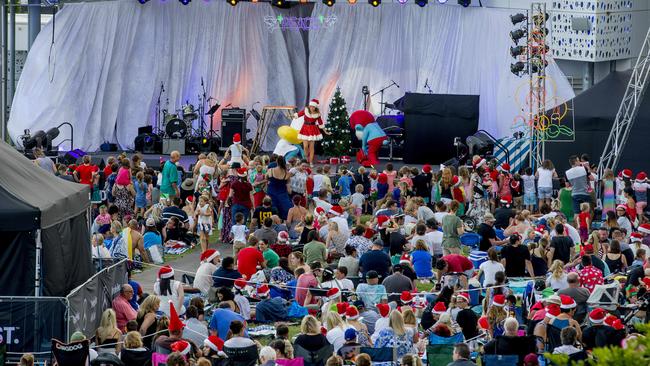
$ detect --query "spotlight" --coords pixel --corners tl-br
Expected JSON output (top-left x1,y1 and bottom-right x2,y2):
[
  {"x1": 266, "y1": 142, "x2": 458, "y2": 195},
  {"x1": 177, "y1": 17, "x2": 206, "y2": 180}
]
[
  {"x1": 137, "y1": 0, "x2": 150, "y2": 4},
  {"x1": 369, "y1": 0, "x2": 380, "y2": 7},
  {"x1": 179, "y1": 0, "x2": 190, "y2": 4},
  {"x1": 323, "y1": 0, "x2": 335, "y2": 6},
  {"x1": 348, "y1": 0, "x2": 357, "y2": 3},
  {"x1": 510, "y1": 28, "x2": 527, "y2": 44},
  {"x1": 417, "y1": 0, "x2": 428, "y2": 6},
  {"x1": 437, "y1": 0, "x2": 448, "y2": 3},
  {"x1": 397, "y1": 0, "x2": 407, "y2": 4},
  {"x1": 510, "y1": 45, "x2": 526, "y2": 57},
  {"x1": 510, "y1": 62, "x2": 526, "y2": 76},
  {"x1": 227, "y1": 0, "x2": 238, "y2": 5},
  {"x1": 457, "y1": 0, "x2": 471, "y2": 7},
  {"x1": 273, "y1": 0, "x2": 284, "y2": 6},
  {"x1": 510, "y1": 13, "x2": 527, "y2": 25}
]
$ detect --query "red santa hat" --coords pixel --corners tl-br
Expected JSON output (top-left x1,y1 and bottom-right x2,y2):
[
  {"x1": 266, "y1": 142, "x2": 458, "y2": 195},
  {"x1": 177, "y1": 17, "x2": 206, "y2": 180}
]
[
  {"x1": 472, "y1": 156, "x2": 486, "y2": 169},
  {"x1": 451, "y1": 175, "x2": 462, "y2": 187},
  {"x1": 234, "y1": 278, "x2": 247, "y2": 290},
  {"x1": 377, "y1": 173, "x2": 388, "y2": 184},
  {"x1": 433, "y1": 301, "x2": 447, "y2": 314},
  {"x1": 631, "y1": 232, "x2": 643, "y2": 242},
  {"x1": 637, "y1": 172, "x2": 648, "y2": 182},
  {"x1": 277, "y1": 231, "x2": 290, "y2": 243},
  {"x1": 478, "y1": 316, "x2": 489, "y2": 330},
  {"x1": 200, "y1": 249, "x2": 220, "y2": 263},
  {"x1": 309, "y1": 99, "x2": 320, "y2": 109},
  {"x1": 510, "y1": 180, "x2": 521, "y2": 190},
  {"x1": 642, "y1": 277, "x2": 650, "y2": 288},
  {"x1": 349, "y1": 110, "x2": 375, "y2": 128},
  {"x1": 315, "y1": 206, "x2": 326, "y2": 218},
  {"x1": 622, "y1": 169, "x2": 633, "y2": 179},
  {"x1": 377, "y1": 215, "x2": 390, "y2": 229},
  {"x1": 336, "y1": 302, "x2": 349, "y2": 315},
  {"x1": 376, "y1": 303, "x2": 390, "y2": 318},
  {"x1": 233, "y1": 133, "x2": 241, "y2": 144},
  {"x1": 639, "y1": 223, "x2": 650, "y2": 234},
  {"x1": 257, "y1": 284, "x2": 270, "y2": 298},
  {"x1": 456, "y1": 292, "x2": 470, "y2": 303},
  {"x1": 186, "y1": 195, "x2": 194, "y2": 204},
  {"x1": 171, "y1": 340, "x2": 191, "y2": 356},
  {"x1": 204, "y1": 335, "x2": 224, "y2": 352},
  {"x1": 492, "y1": 294, "x2": 506, "y2": 307},
  {"x1": 612, "y1": 319, "x2": 625, "y2": 331},
  {"x1": 616, "y1": 204, "x2": 627, "y2": 211},
  {"x1": 168, "y1": 301, "x2": 185, "y2": 333},
  {"x1": 583, "y1": 244, "x2": 594, "y2": 254},
  {"x1": 604, "y1": 314, "x2": 618, "y2": 327},
  {"x1": 158, "y1": 265, "x2": 175, "y2": 279},
  {"x1": 329, "y1": 205, "x2": 344, "y2": 216},
  {"x1": 499, "y1": 195, "x2": 512, "y2": 205},
  {"x1": 422, "y1": 164, "x2": 432, "y2": 174},
  {"x1": 400, "y1": 291, "x2": 414, "y2": 304},
  {"x1": 326, "y1": 287, "x2": 341, "y2": 302},
  {"x1": 399, "y1": 253, "x2": 411, "y2": 264},
  {"x1": 534, "y1": 226, "x2": 545, "y2": 237},
  {"x1": 345, "y1": 305, "x2": 360, "y2": 320},
  {"x1": 560, "y1": 294, "x2": 576, "y2": 309},
  {"x1": 237, "y1": 167, "x2": 248, "y2": 177},
  {"x1": 500, "y1": 163, "x2": 511, "y2": 172},
  {"x1": 545, "y1": 304, "x2": 561, "y2": 319}
]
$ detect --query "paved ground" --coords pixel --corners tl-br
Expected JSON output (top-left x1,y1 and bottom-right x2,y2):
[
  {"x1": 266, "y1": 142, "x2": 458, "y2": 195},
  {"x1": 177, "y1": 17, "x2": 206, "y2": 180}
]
[{"x1": 132, "y1": 240, "x2": 232, "y2": 292}]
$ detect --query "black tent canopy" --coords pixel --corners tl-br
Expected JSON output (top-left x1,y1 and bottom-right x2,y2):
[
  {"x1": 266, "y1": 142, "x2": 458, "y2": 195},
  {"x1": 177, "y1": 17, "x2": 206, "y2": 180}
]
[
  {"x1": 546, "y1": 71, "x2": 650, "y2": 173},
  {"x1": 0, "y1": 141, "x2": 93, "y2": 296}
]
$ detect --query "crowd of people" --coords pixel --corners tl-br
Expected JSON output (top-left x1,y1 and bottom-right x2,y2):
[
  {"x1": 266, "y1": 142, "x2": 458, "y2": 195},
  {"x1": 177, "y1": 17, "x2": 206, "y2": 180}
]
[{"x1": 30, "y1": 147, "x2": 650, "y2": 366}]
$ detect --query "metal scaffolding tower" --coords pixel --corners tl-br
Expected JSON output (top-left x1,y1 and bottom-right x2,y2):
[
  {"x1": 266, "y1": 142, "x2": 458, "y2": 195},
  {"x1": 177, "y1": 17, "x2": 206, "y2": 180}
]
[{"x1": 597, "y1": 25, "x2": 650, "y2": 178}]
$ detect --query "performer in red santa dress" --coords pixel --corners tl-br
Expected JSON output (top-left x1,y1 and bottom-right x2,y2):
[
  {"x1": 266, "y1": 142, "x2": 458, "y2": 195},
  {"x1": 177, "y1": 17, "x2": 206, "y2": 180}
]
[{"x1": 295, "y1": 99, "x2": 328, "y2": 165}]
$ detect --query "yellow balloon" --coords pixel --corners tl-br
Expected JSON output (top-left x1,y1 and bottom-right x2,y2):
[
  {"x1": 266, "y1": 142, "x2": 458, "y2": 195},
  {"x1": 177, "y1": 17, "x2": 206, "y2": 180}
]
[{"x1": 277, "y1": 125, "x2": 300, "y2": 145}]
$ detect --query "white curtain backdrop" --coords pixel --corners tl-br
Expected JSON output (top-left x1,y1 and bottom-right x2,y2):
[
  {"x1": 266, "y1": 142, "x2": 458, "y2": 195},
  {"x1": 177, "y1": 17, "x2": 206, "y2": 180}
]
[
  {"x1": 9, "y1": 1, "x2": 575, "y2": 150},
  {"x1": 308, "y1": 3, "x2": 575, "y2": 138},
  {"x1": 8, "y1": 1, "x2": 298, "y2": 150}
]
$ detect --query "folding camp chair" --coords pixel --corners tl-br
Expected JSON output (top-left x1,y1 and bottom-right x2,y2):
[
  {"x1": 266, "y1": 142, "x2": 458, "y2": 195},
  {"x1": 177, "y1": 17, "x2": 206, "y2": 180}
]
[
  {"x1": 359, "y1": 347, "x2": 396, "y2": 365},
  {"x1": 426, "y1": 344, "x2": 454, "y2": 366},
  {"x1": 460, "y1": 232, "x2": 481, "y2": 250},
  {"x1": 294, "y1": 344, "x2": 334, "y2": 366},
  {"x1": 223, "y1": 344, "x2": 259, "y2": 366}
]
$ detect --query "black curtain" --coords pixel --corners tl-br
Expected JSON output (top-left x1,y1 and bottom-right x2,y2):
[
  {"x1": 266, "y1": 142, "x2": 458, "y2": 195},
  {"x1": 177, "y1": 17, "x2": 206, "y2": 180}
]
[
  {"x1": 0, "y1": 231, "x2": 36, "y2": 296},
  {"x1": 42, "y1": 212, "x2": 93, "y2": 297},
  {"x1": 0, "y1": 298, "x2": 68, "y2": 354}
]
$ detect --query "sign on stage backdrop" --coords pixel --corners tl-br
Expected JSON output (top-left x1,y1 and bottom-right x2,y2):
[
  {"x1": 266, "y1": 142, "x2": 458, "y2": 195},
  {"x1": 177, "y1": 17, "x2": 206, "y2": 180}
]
[{"x1": 66, "y1": 259, "x2": 128, "y2": 341}]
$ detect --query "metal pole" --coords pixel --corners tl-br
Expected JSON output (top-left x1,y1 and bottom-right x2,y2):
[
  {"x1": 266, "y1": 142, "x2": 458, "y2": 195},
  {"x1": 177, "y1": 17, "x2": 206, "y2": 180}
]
[
  {"x1": 35, "y1": 229, "x2": 42, "y2": 296},
  {"x1": 1, "y1": 0, "x2": 7, "y2": 142},
  {"x1": 8, "y1": 0, "x2": 14, "y2": 101},
  {"x1": 28, "y1": 0, "x2": 41, "y2": 49}
]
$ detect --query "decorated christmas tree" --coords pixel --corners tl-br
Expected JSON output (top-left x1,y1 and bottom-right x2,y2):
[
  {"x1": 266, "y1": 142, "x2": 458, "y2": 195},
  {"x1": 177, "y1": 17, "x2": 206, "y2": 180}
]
[{"x1": 322, "y1": 87, "x2": 351, "y2": 157}]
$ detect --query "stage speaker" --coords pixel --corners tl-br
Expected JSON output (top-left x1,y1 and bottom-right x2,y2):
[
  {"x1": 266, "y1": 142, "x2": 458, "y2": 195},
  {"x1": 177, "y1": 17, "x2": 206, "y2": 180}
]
[
  {"x1": 62, "y1": 149, "x2": 87, "y2": 165},
  {"x1": 220, "y1": 108, "x2": 246, "y2": 150},
  {"x1": 134, "y1": 133, "x2": 162, "y2": 154},
  {"x1": 100, "y1": 142, "x2": 118, "y2": 152},
  {"x1": 466, "y1": 131, "x2": 495, "y2": 157},
  {"x1": 138, "y1": 126, "x2": 153, "y2": 135},
  {"x1": 142, "y1": 158, "x2": 163, "y2": 170},
  {"x1": 163, "y1": 138, "x2": 186, "y2": 155}
]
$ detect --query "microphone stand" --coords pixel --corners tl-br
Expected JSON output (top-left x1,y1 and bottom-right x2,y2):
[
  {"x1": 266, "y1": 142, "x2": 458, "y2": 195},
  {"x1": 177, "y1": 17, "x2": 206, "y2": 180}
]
[
  {"x1": 424, "y1": 79, "x2": 433, "y2": 94},
  {"x1": 156, "y1": 83, "x2": 165, "y2": 134},
  {"x1": 200, "y1": 77, "x2": 208, "y2": 138},
  {"x1": 372, "y1": 80, "x2": 399, "y2": 115}
]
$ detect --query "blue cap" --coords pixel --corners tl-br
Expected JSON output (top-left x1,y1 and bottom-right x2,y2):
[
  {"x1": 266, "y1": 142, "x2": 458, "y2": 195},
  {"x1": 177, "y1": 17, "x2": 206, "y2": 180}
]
[{"x1": 344, "y1": 328, "x2": 358, "y2": 341}]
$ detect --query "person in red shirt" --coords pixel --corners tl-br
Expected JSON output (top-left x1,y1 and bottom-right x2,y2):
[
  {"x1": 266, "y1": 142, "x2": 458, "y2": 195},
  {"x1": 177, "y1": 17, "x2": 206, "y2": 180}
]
[
  {"x1": 74, "y1": 155, "x2": 98, "y2": 187},
  {"x1": 230, "y1": 167, "x2": 254, "y2": 224},
  {"x1": 578, "y1": 255, "x2": 604, "y2": 292},
  {"x1": 236, "y1": 240, "x2": 266, "y2": 280},
  {"x1": 103, "y1": 156, "x2": 116, "y2": 178},
  {"x1": 436, "y1": 254, "x2": 474, "y2": 289}
]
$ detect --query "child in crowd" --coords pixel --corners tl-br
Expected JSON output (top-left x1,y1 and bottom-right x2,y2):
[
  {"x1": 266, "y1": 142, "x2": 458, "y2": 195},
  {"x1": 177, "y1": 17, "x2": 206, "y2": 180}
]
[
  {"x1": 601, "y1": 168, "x2": 616, "y2": 220},
  {"x1": 95, "y1": 205, "x2": 112, "y2": 227},
  {"x1": 576, "y1": 202, "x2": 591, "y2": 242},
  {"x1": 522, "y1": 168, "x2": 536, "y2": 212},
  {"x1": 231, "y1": 212, "x2": 248, "y2": 255},
  {"x1": 398, "y1": 166, "x2": 413, "y2": 189},
  {"x1": 134, "y1": 171, "x2": 148, "y2": 219},
  {"x1": 337, "y1": 166, "x2": 353, "y2": 199},
  {"x1": 196, "y1": 194, "x2": 213, "y2": 252},
  {"x1": 633, "y1": 172, "x2": 649, "y2": 221},
  {"x1": 510, "y1": 174, "x2": 523, "y2": 210},
  {"x1": 351, "y1": 184, "x2": 365, "y2": 225},
  {"x1": 377, "y1": 173, "x2": 389, "y2": 200},
  {"x1": 383, "y1": 163, "x2": 397, "y2": 192}
]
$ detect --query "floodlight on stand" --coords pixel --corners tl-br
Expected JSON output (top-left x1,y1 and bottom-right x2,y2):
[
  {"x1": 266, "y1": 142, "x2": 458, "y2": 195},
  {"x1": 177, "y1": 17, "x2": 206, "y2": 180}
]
[
  {"x1": 458, "y1": 0, "x2": 471, "y2": 7},
  {"x1": 510, "y1": 45, "x2": 527, "y2": 57},
  {"x1": 510, "y1": 13, "x2": 527, "y2": 25},
  {"x1": 22, "y1": 130, "x2": 47, "y2": 150},
  {"x1": 510, "y1": 29, "x2": 527, "y2": 44},
  {"x1": 417, "y1": 0, "x2": 428, "y2": 7},
  {"x1": 369, "y1": 0, "x2": 380, "y2": 7},
  {"x1": 510, "y1": 62, "x2": 527, "y2": 76}
]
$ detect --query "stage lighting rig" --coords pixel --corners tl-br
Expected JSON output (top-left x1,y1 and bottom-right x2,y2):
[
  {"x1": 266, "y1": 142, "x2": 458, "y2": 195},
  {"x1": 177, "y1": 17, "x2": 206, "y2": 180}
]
[
  {"x1": 369, "y1": 0, "x2": 380, "y2": 7},
  {"x1": 437, "y1": 0, "x2": 448, "y2": 4},
  {"x1": 510, "y1": 13, "x2": 526, "y2": 25},
  {"x1": 458, "y1": 0, "x2": 471, "y2": 7},
  {"x1": 227, "y1": 0, "x2": 238, "y2": 5},
  {"x1": 510, "y1": 62, "x2": 526, "y2": 76},
  {"x1": 397, "y1": 0, "x2": 408, "y2": 4},
  {"x1": 348, "y1": 0, "x2": 357, "y2": 3},
  {"x1": 323, "y1": 0, "x2": 335, "y2": 6},
  {"x1": 137, "y1": 0, "x2": 150, "y2": 4},
  {"x1": 510, "y1": 29, "x2": 527, "y2": 44},
  {"x1": 417, "y1": 0, "x2": 429, "y2": 7},
  {"x1": 510, "y1": 45, "x2": 526, "y2": 57}
]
